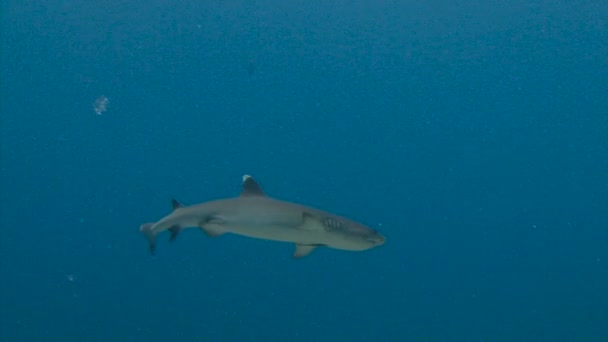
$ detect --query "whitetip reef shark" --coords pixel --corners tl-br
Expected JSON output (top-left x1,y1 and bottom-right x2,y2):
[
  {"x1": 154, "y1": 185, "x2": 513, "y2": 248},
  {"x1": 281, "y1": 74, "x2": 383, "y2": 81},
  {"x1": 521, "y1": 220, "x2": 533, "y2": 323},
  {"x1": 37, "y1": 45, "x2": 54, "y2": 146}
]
[{"x1": 140, "y1": 175, "x2": 385, "y2": 258}]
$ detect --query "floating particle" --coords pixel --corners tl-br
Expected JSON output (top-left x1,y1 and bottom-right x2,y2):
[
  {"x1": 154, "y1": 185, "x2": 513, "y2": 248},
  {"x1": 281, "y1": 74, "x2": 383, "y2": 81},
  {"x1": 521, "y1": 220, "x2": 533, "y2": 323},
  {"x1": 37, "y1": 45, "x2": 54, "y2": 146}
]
[{"x1": 93, "y1": 95, "x2": 109, "y2": 115}]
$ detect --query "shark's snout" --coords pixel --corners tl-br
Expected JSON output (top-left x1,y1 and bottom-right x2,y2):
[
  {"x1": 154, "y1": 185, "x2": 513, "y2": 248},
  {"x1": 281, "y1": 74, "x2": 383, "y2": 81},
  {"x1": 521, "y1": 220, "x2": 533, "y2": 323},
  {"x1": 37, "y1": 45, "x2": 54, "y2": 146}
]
[{"x1": 368, "y1": 231, "x2": 386, "y2": 246}]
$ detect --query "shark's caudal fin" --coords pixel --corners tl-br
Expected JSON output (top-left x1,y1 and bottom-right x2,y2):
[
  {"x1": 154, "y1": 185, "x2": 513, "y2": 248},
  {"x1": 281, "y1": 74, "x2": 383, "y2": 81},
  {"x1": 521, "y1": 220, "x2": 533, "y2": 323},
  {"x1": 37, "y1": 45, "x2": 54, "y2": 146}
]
[{"x1": 139, "y1": 222, "x2": 157, "y2": 255}]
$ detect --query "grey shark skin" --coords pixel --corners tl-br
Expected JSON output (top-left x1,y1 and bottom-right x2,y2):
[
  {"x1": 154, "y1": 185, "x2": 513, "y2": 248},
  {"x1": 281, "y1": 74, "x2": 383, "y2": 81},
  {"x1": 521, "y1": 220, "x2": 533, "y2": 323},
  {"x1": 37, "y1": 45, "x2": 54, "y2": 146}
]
[{"x1": 140, "y1": 175, "x2": 385, "y2": 258}]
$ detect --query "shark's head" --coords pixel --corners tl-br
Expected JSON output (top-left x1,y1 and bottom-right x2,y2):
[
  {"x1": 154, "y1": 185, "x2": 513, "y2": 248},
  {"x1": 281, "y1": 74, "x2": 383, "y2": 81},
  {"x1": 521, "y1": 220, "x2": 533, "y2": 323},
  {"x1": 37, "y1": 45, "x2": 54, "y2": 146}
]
[
  {"x1": 349, "y1": 226, "x2": 386, "y2": 250},
  {"x1": 321, "y1": 216, "x2": 386, "y2": 251},
  {"x1": 366, "y1": 228, "x2": 386, "y2": 247}
]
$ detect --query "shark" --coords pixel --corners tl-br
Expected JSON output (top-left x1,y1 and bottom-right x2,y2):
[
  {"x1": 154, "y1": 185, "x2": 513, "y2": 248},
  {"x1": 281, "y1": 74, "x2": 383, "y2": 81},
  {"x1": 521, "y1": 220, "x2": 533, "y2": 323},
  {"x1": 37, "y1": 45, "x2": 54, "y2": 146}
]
[{"x1": 140, "y1": 175, "x2": 385, "y2": 258}]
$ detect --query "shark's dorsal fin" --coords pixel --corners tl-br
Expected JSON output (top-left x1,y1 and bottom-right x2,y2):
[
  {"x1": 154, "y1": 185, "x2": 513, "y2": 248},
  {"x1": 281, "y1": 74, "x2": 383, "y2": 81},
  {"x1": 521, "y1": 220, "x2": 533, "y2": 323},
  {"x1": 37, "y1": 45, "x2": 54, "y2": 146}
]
[
  {"x1": 240, "y1": 175, "x2": 266, "y2": 197},
  {"x1": 171, "y1": 199, "x2": 184, "y2": 210}
]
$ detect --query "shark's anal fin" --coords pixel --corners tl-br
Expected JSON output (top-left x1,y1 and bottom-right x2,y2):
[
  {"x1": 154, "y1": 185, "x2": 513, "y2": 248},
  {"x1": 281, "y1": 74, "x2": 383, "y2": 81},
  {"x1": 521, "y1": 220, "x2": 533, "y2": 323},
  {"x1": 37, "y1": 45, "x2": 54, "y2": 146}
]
[
  {"x1": 293, "y1": 244, "x2": 323, "y2": 258},
  {"x1": 139, "y1": 222, "x2": 157, "y2": 255},
  {"x1": 168, "y1": 225, "x2": 184, "y2": 242}
]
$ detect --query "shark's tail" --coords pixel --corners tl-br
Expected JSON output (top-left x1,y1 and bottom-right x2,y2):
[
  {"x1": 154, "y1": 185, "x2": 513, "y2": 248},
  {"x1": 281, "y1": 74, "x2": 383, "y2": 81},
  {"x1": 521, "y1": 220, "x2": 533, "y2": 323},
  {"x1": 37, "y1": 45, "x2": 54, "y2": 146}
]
[{"x1": 139, "y1": 222, "x2": 157, "y2": 255}]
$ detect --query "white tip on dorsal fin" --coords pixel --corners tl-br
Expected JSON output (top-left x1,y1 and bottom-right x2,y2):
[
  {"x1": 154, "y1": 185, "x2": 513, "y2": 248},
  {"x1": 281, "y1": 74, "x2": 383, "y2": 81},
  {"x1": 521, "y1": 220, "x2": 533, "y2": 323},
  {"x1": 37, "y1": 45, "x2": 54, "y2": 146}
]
[{"x1": 240, "y1": 175, "x2": 266, "y2": 197}]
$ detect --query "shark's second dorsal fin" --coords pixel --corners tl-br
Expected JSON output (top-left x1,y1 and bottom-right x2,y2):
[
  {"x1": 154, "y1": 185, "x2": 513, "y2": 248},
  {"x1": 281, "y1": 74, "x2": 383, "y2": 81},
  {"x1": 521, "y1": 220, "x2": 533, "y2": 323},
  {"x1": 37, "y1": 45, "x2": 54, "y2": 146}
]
[
  {"x1": 240, "y1": 175, "x2": 266, "y2": 197},
  {"x1": 171, "y1": 199, "x2": 184, "y2": 210}
]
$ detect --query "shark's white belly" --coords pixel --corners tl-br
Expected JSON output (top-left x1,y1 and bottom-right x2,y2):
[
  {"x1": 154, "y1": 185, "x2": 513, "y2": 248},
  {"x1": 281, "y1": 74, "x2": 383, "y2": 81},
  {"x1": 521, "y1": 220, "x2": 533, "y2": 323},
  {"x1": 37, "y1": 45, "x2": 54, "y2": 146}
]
[
  {"x1": 207, "y1": 215, "x2": 365, "y2": 251},
  {"x1": 214, "y1": 221, "x2": 326, "y2": 244}
]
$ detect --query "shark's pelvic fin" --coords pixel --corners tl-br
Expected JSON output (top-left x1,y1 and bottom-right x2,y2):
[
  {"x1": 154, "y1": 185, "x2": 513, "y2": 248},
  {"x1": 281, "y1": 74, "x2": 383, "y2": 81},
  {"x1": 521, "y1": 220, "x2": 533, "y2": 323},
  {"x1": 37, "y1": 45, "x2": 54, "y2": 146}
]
[
  {"x1": 198, "y1": 214, "x2": 226, "y2": 238},
  {"x1": 200, "y1": 226, "x2": 225, "y2": 237},
  {"x1": 240, "y1": 175, "x2": 266, "y2": 197}
]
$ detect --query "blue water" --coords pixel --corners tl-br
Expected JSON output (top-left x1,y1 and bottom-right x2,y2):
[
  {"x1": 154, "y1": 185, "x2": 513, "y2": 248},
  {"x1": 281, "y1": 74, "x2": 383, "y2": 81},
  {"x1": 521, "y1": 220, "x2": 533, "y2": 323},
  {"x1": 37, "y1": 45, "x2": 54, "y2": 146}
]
[{"x1": 1, "y1": 1, "x2": 607, "y2": 341}]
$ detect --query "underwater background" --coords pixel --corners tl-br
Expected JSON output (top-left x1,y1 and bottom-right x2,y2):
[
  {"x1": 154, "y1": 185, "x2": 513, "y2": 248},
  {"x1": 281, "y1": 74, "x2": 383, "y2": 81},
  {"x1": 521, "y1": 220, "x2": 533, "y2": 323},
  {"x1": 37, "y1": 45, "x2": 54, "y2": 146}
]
[{"x1": 1, "y1": 0, "x2": 607, "y2": 341}]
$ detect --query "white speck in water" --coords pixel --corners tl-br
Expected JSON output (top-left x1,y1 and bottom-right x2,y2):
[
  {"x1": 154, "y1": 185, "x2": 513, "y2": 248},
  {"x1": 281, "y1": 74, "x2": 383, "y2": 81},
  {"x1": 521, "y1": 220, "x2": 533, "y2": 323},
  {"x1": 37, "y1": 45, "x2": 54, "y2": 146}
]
[{"x1": 93, "y1": 95, "x2": 109, "y2": 115}]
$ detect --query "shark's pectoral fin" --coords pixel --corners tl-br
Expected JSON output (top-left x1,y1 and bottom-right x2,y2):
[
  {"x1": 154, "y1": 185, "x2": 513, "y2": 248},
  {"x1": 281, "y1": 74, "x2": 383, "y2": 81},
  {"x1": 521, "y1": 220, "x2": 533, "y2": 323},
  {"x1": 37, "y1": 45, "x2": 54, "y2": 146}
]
[{"x1": 293, "y1": 244, "x2": 323, "y2": 258}]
